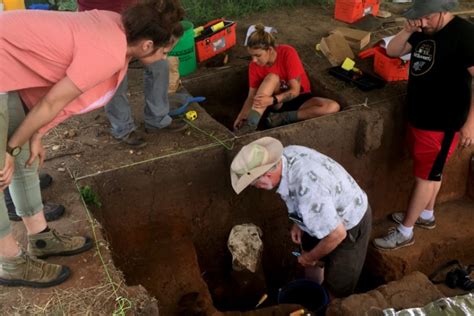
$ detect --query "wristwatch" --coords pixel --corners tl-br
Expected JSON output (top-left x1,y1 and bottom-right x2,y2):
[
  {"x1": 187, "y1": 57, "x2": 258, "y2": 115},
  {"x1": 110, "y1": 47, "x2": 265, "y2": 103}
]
[{"x1": 6, "y1": 145, "x2": 21, "y2": 157}]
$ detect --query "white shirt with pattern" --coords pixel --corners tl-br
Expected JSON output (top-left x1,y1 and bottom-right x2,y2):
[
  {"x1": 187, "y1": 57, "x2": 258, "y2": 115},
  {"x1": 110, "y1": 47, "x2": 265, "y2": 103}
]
[{"x1": 276, "y1": 146, "x2": 368, "y2": 239}]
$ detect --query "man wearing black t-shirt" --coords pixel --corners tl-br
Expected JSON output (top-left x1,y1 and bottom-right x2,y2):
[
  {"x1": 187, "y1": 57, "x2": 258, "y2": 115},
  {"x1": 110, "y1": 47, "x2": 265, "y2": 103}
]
[{"x1": 373, "y1": 0, "x2": 474, "y2": 250}]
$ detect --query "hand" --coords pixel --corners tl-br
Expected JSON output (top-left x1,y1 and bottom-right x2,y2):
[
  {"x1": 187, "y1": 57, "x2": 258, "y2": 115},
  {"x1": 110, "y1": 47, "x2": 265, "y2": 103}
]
[
  {"x1": 0, "y1": 153, "x2": 15, "y2": 191},
  {"x1": 291, "y1": 224, "x2": 302, "y2": 244},
  {"x1": 297, "y1": 252, "x2": 320, "y2": 268},
  {"x1": 233, "y1": 112, "x2": 248, "y2": 131},
  {"x1": 459, "y1": 122, "x2": 474, "y2": 148},
  {"x1": 253, "y1": 94, "x2": 273, "y2": 109},
  {"x1": 404, "y1": 19, "x2": 422, "y2": 33},
  {"x1": 27, "y1": 134, "x2": 45, "y2": 168}
]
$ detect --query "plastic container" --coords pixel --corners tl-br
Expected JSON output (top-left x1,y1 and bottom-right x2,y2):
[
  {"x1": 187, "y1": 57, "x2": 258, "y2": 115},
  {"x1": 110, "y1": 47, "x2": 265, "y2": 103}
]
[
  {"x1": 278, "y1": 279, "x2": 329, "y2": 313},
  {"x1": 169, "y1": 20, "x2": 197, "y2": 77},
  {"x1": 334, "y1": 0, "x2": 380, "y2": 23},
  {"x1": 3, "y1": 0, "x2": 26, "y2": 10},
  {"x1": 195, "y1": 19, "x2": 236, "y2": 63},
  {"x1": 359, "y1": 47, "x2": 409, "y2": 82}
]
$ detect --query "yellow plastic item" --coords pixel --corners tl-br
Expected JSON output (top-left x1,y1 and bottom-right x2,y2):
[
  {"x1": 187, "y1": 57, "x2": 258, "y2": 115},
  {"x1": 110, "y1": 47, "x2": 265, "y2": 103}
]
[
  {"x1": 255, "y1": 293, "x2": 268, "y2": 308},
  {"x1": 315, "y1": 43, "x2": 321, "y2": 51},
  {"x1": 289, "y1": 309, "x2": 305, "y2": 316},
  {"x1": 186, "y1": 110, "x2": 197, "y2": 121},
  {"x1": 211, "y1": 21, "x2": 225, "y2": 32},
  {"x1": 341, "y1": 57, "x2": 356, "y2": 71},
  {"x1": 194, "y1": 26, "x2": 204, "y2": 37},
  {"x1": 3, "y1": 0, "x2": 25, "y2": 10}
]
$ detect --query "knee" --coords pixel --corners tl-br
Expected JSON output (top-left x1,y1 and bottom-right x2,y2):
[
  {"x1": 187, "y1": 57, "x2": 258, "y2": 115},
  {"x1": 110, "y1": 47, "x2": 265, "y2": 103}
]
[
  {"x1": 326, "y1": 100, "x2": 340, "y2": 113},
  {"x1": 262, "y1": 73, "x2": 280, "y2": 84}
]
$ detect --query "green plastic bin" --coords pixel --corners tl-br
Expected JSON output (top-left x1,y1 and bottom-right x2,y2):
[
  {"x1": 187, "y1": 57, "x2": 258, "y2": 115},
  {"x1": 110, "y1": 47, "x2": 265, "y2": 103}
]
[{"x1": 169, "y1": 20, "x2": 197, "y2": 77}]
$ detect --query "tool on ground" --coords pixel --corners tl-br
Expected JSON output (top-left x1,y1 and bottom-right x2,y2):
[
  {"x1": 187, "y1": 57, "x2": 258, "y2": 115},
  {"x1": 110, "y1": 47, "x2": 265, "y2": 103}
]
[
  {"x1": 289, "y1": 309, "x2": 306, "y2": 316},
  {"x1": 169, "y1": 96, "x2": 206, "y2": 117},
  {"x1": 185, "y1": 110, "x2": 198, "y2": 121},
  {"x1": 254, "y1": 293, "x2": 268, "y2": 308}
]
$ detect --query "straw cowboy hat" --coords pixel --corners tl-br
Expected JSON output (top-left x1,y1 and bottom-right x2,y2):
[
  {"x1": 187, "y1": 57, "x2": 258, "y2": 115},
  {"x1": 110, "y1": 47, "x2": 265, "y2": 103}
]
[{"x1": 230, "y1": 137, "x2": 283, "y2": 194}]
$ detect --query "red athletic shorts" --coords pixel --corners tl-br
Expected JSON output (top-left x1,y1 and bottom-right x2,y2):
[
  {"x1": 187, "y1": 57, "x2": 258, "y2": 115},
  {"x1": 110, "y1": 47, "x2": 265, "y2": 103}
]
[{"x1": 406, "y1": 124, "x2": 459, "y2": 181}]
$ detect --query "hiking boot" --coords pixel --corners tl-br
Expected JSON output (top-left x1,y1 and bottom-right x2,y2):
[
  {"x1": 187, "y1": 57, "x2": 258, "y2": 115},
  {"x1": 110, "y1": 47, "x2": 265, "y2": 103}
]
[
  {"x1": 265, "y1": 112, "x2": 287, "y2": 128},
  {"x1": 118, "y1": 131, "x2": 147, "y2": 148},
  {"x1": 28, "y1": 229, "x2": 93, "y2": 259},
  {"x1": 8, "y1": 203, "x2": 65, "y2": 222},
  {"x1": 234, "y1": 122, "x2": 257, "y2": 136},
  {"x1": 391, "y1": 212, "x2": 436, "y2": 230},
  {"x1": 39, "y1": 173, "x2": 53, "y2": 189},
  {"x1": 0, "y1": 250, "x2": 70, "y2": 288},
  {"x1": 372, "y1": 227, "x2": 414, "y2": 251},
  {"x1": 145, "y1": 120, "x2": 188, "y2": 133}
]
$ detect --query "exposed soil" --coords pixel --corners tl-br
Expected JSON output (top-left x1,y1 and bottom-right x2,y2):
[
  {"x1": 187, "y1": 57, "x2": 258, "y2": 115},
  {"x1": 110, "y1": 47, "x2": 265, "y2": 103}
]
[{"x1": 1, "y1": 1, "x2": 474, "y2": 315}]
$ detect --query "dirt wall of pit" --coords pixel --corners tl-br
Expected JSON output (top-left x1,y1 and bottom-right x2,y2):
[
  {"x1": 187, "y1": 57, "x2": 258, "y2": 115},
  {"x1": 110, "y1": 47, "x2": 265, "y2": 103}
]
[{"x1": 78, "y1": 102, "x2": 473, "y2": 313}]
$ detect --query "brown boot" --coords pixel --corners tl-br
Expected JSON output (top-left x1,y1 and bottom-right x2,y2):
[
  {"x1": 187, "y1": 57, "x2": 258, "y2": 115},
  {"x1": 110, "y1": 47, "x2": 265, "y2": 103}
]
[
  {"x1": 0, "y1": 250, "x2": 70, "y2": 288},
  {"x1": 28, "y1": 229, "x2": 93, "y2": 259}
]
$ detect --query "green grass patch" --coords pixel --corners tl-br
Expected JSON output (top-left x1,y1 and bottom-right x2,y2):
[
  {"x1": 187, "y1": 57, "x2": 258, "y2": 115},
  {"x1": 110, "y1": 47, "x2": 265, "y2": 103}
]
[
  {"x1": 80, "y1": 185, "x2": 102, "y2": 208},
  {"x1": 182, "y1": 0, "x2": 333, "y2": 25}
]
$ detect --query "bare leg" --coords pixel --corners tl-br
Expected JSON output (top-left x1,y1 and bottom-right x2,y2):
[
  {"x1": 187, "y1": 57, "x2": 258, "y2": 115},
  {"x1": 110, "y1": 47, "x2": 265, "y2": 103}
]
[
  {"x1": 403, "y1": 177, "x2": 438, "y2": 227},
  {"x1": 22, "y1": 211, "x2": 47, "y2": 235},
  {"x1": 0, "y1": 233, "x2": 20, "y2": 257},
  {"x1": 297, "y1": 97, "x2": 340, "y2": 120},
  {"x1": 252, "y1": 73, "x2": 280, "y2": 116},
  {"x1": 305, "y1": 266, "x2": 324, "y2": 284},
  {"x1": 426, "y1": 180, "x2": 442, "y2": 211}
]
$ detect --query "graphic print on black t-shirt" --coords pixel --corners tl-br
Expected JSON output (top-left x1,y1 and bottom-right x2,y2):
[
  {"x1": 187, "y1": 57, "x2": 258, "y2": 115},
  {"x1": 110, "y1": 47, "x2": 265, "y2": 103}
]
[{"x1": 411, "y1": 40, "x2": 436, "y2": 76}]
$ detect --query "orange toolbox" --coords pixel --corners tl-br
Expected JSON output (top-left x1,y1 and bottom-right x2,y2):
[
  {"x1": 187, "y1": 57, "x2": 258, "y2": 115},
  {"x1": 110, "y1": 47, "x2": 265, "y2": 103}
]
[
  {"x1": 334, "y1": 0, "x2": 380, "y2": 23},
  {"x1": 359, "y1": 47, "x2": 410, "y2": 82},
  {"x1": 194, "y1": 19, "x2": 237, "y2": 63}
]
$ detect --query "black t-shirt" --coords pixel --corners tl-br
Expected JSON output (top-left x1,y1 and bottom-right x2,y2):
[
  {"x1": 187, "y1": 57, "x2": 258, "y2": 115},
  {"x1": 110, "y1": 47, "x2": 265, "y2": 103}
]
[{"x1": 406, "y1": 16, "x2": 474, "y2": 131}]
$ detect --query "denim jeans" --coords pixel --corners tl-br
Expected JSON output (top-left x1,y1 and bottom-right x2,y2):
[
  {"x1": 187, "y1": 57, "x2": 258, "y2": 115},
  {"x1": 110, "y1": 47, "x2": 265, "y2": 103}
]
[
  {"x1": 104, "y1": 59, "x2": 172, "y2": 139},
  {"x1": 0, "y1": 93, "x2": 43, "y2": 239}
]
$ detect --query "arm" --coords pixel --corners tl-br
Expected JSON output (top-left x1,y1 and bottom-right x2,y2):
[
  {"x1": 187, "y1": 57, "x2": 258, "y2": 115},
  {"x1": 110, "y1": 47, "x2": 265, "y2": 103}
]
[
  {"x1": 253, "y1": 76, "x2": 301, "y2": 109},
  {"x1": 234, "y1": 88, "x2": 257, "y2": 130},
  {"x1": 7, "y1": 77, "x2": 81, "y2": 149},
  {"x1": 386, "y1": 19, "x2": 422, "y2": 57},
  {"x1": 298, "y1": 222, "x2": 347, "y2": 267},
  {"x1": 459, "y1": 66, "x2": 474, "y2": 148}
]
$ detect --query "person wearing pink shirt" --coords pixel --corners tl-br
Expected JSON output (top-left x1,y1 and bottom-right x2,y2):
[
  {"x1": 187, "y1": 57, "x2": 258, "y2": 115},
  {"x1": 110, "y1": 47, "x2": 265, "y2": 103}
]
[{"x1": 0, "y1": 0, "x2": 184, "y2": 287}]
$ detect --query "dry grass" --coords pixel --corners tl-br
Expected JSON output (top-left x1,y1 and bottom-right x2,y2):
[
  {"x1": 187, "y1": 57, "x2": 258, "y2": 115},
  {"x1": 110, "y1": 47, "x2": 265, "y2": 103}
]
[{"x1": 1, "y1": 281, "x2": 133, "y2": 316}]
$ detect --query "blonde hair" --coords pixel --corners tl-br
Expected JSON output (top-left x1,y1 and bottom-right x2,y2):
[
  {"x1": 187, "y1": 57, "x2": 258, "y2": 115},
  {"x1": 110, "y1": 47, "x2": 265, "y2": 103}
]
[{"x1": 246, "y1": 23, "x2": 276, "y2": 50}]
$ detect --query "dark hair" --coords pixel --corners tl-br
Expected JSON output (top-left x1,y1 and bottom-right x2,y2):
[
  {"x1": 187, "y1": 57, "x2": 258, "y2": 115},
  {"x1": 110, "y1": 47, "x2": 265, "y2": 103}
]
[
  {"x1": 122, "y1": 0, "x2": 185, "y2": 48},
  {"x1": 246, "y1": 23, "x2": 276, "y2": 50}
]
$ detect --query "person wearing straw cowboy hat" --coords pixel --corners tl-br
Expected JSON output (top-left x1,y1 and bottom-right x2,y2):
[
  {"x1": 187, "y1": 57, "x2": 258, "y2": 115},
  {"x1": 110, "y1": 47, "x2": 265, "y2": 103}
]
[
  {"x1": 373, "y1": 0, "x2": 474, "y2": 251},
  {"x1": 230, "y1": 137, "x2": 372, "y2": 298}
]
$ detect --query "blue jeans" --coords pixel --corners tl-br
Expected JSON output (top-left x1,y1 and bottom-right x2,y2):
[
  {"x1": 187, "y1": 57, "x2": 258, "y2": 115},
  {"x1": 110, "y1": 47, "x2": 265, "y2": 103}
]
[
  {"x1": 105, "y1": 59, "x2": 172, "y2": 139},
  {"x1": 0, "y1": 93, "x2": 43, "y2": 239}
]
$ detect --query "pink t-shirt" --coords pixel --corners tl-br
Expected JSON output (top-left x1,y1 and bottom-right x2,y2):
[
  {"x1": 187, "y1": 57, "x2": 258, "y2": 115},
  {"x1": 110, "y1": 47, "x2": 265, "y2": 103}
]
[{"x1": 0, "y1": 10, "x2": 129, "y2": 134}]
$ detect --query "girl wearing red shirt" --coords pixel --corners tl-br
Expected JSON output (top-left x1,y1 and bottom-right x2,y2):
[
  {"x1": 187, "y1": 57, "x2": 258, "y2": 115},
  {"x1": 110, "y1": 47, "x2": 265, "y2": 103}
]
[{"x1": 234, "y1": 24, "x2": 340, "y2": 134}]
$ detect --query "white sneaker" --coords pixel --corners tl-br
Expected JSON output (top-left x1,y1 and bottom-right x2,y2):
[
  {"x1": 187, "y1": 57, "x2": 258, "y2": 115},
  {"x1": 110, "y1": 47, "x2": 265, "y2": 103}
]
[{"x1": 373, "y1": 227, "x2": 414, "y2": 251}]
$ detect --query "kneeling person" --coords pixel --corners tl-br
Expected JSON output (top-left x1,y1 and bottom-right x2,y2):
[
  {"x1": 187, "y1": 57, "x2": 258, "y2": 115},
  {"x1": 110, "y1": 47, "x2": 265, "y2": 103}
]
[{"x1": 230, "y1": 137, "x2": 372, "y2": 298}]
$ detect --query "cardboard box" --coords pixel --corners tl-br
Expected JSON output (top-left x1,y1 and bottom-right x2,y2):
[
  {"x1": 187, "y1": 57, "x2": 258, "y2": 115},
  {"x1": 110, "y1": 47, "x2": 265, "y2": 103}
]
[
  {"x1": 320, "y1": 31, "x2": 354, "y2": 66},
  {"x1": 332, "y1": 27, "x2": 371, "y2": 50}
]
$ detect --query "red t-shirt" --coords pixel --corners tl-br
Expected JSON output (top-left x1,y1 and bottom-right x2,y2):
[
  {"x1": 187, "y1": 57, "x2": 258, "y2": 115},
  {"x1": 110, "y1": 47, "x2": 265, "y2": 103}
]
[
  {"x1": 77, "y1": 0, "x2": 138, "y2": 13},
  {"x1": 248, "y1": 45, "x2": 311, "y2": 94}
]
